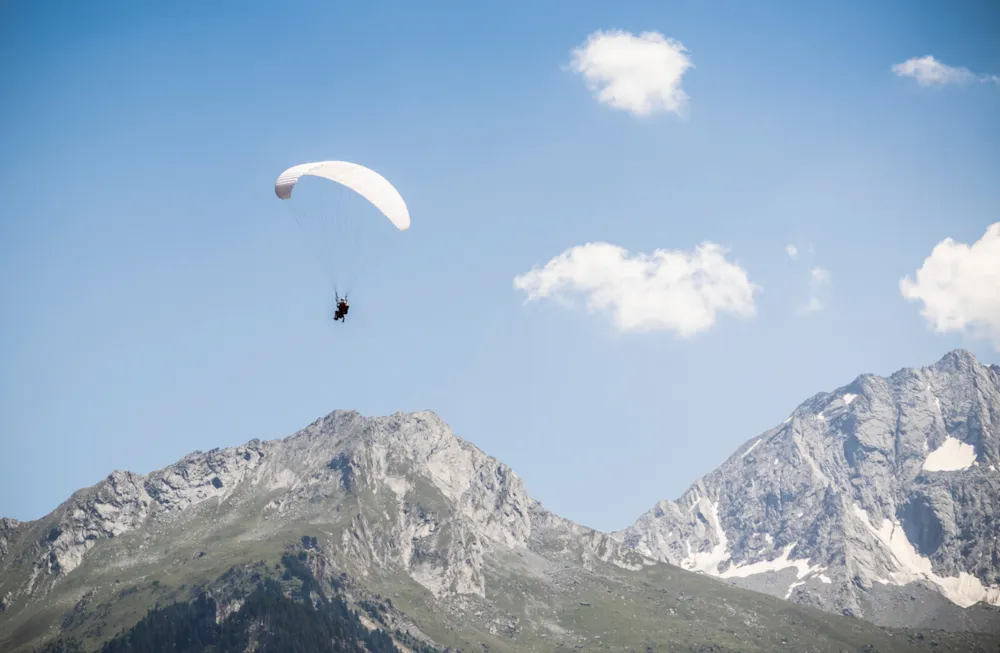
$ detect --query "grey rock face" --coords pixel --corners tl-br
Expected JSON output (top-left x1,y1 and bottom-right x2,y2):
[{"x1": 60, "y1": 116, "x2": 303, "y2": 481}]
[
  {"x1": 0, "y1": 518, "x2": 19, "y2": 563},
  {"x1": 0, "y1": 409, "x2": 638, "y2": 612},
  {"x1": 615, "y1": 349, "x2": 1000, "y2": 631}
]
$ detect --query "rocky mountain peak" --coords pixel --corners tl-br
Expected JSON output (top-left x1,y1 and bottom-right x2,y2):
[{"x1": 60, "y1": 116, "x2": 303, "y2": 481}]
[
  {"x1": 929, "y1": 348, "x2": 981, "y2": 373},
  {"x1": 615, "y1": 349, "x2": 1000, "y2": 631},
  {"x1": 0, "y1": 408, "x2": 552, "y2": 607}
]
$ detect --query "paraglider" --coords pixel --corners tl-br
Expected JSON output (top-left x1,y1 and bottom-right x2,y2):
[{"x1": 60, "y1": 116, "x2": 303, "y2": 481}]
[
  {"x1": 333, "y1": 295, "x2": 350, "y2": 322},
  {"x1": 274, "y1": 161, "x2": 409, "y2": 324}
]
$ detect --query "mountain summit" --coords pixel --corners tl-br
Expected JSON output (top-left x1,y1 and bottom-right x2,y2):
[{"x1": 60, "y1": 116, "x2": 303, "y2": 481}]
[{"x1": 615, "y1": 349, "x2": 1000, "y2": 632}]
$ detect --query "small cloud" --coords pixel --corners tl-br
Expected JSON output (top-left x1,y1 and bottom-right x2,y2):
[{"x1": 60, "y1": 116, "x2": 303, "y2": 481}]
[
  {"x1": 798, "y1": 266, "x2": 832, "y2": 314},
  {"x1": 900, "y1": 223, "x2": 1000, "y2": 350},
  {"x1": 568, "y1": 29, "x2": 694, "y2": 117},
  {"x1": 786, "y1": 242, "x2": 831, "y2": 315},
  {"x1": 811, "y1": 266, "x2": 831, "y2": 285},
  {"x1": 800, "y1": 297, "x2": 825, "y2": 314},
  {"x1": 513, "y1": 241, "x2": 759, "y2": 336},
  {"x1": 891, "y1": 55, "x2": 999, "y2": 87}
]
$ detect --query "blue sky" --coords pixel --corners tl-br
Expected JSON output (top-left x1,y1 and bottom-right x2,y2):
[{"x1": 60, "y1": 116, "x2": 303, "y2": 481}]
[{"x1": 2, "y1": 0, "x2": 998, "y2": 532}]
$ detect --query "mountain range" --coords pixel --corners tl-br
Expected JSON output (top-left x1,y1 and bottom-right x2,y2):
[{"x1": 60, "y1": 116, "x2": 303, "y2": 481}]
[{"x1": 1, "y1": 349, "x2": 998, "y2": 652}]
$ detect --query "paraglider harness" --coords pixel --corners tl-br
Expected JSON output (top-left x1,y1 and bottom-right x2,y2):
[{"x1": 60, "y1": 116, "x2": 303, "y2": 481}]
[{"x1": 333, "y1": 293, "x2": 350, "y2": 322}]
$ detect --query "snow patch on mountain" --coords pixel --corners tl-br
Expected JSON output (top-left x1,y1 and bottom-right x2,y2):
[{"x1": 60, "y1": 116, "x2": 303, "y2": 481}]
[
  {"x1": 678, "y1": 497, "x2": 729, "y2": 574},
  {"x1": 741, "y1": 439, "x2": 763, "y2": 458},
  {"x1": 852, "y1": 504, "x2": 1000, "y2": 608},
  {"x1": 719, "y1": 542, "x2": 825, "y2": 583},
  {"x1": 923, "y1": 436, "x2": 978, "y2": 472}
]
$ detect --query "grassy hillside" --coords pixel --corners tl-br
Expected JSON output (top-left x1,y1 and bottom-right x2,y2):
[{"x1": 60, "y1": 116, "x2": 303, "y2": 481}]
[{"x1": 5, "y1": 520, "x2": 1000, "y2": 653}]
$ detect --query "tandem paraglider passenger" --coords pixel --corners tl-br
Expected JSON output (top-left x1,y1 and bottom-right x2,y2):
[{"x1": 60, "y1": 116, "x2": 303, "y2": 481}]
[{"x1": 333, "y1": 297, "x2": 350, "y2": 322}]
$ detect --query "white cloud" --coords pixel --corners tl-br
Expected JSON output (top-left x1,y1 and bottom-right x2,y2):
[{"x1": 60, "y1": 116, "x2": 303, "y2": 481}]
[
  {"x1": 800, "y1": 297, "x2": 824, "y2": 314},
  {"x1": 900, "y1": 223, "x2": 1000, "y2": 350},
  {"x1": 799, "y1": 266, "x2": 832, "y2": 314},
  {"x1": 568, "y1": 29, "x2": 694, "y2": 117},
  {"x1": 513, "y1": 241, "x2": 759, "y2": 336},
  {"x1": 785, "y1": 244, "x2": 798, "y2": 259},
  {"x1": 811, "y1": 266, "x2": 831, "y2": 285},
  {"x1": 891, "y1": 55, "x2": 999, "y2": 87}
]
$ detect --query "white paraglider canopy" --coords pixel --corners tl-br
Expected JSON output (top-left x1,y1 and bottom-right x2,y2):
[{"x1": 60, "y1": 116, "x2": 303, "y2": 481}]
[{"x1": 274, "y1": 161, "x2": 410, "y2": 231}]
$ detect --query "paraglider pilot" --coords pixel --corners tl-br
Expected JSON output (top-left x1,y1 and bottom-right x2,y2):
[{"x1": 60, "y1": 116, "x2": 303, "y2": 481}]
[{"x1": 333, "y1": 295, "x2": 350, "y2": 322}]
